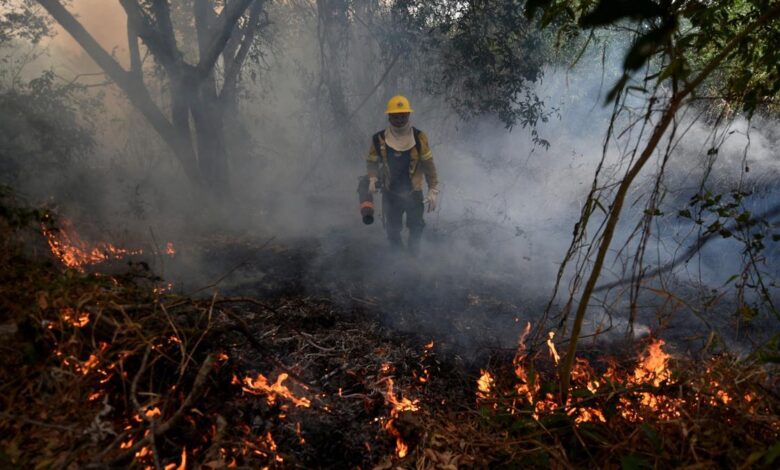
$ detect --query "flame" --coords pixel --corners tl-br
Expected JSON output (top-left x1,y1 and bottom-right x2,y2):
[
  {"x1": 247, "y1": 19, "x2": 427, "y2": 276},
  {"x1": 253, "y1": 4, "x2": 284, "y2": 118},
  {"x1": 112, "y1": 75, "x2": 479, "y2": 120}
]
[
  {"x1": 381, "y1": 367, "x2": 419, "y2": 458},
  {"x1": 480, "y1": 326, "x2": 754, "y2": 428},
  {"x1": 571, "y1": 358, "x2": 600, "y2": 394},
  {"x1": 546, "y1": 331, "x2": 560, "y2": 365},
  {"x1": 513, "y1": 322, "x2": 538, "y2": 405},
  {"x1": 568, "y1": 406, "x2": 606, "y2": 424},
  {"x1": 61, "y1": 307, "x2": 90, "y2": 328},
  {"x1": 42, "y1": 220, "x2": 142, "y2": 270},
  {"x1": 42, "y1": 219, "x2": 176, "y2": 271},
  {"x1": 384, "y1": 377, "x2": 419, "y2": 414},
  {"x1": 633, "y1": 339, "x2": 671, "y2": 387},
  {"x1": 162, "y1": 448, "x2": 186, "y2": 470},
  {"x1": 153, "y1": 282, "x2": 174, "y2": 295},
  {"x1": 242, "y1": 372, "x2": 311, "y2": 408},
  {"x1": 477, "y1": 369, "x2": 493, "y2": 399},
  {"x1": 80, "y1": 354, "x2": 100, "y2": 375}
]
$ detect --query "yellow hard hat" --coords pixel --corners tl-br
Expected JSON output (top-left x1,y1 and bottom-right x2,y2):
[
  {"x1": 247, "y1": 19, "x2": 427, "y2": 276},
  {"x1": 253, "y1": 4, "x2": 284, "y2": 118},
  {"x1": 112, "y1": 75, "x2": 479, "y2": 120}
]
[{"x1": 385, "y1": 95, "x2": 413, "y2": 114}]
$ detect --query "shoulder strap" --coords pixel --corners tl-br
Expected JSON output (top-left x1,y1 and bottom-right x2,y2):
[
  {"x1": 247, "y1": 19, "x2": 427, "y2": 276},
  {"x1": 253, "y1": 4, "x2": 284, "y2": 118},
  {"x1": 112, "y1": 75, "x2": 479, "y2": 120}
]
[
  {"x1": 372, "y1": 130, "x2": 386, "y2": 160},
  {"x1": 412, "y1": 127, "x2": 422, "y2": 155}
]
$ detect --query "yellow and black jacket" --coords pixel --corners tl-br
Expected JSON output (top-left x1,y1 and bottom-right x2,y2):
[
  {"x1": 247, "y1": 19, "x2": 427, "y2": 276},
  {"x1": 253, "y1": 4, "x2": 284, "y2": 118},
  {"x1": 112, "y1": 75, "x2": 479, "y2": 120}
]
[{"x1": 366, "y1": 128, "x2": 438, "y2": 193}]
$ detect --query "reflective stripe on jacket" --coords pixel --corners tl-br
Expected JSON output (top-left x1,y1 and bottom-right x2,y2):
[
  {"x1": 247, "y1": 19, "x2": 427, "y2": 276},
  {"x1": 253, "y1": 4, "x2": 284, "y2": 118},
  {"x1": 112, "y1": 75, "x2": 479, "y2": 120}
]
[{"x1": 366, "y1": 128, "x2": 438, "y2": 192}]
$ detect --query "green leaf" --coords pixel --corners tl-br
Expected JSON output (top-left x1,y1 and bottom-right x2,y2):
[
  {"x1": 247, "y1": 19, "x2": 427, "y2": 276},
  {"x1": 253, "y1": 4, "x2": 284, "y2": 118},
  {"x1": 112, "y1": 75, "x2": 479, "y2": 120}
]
[
  {"x1": 621, "y1": 454, "x2": 650, "y2": 470},
  {"x1": 658, "y1": 58, "x2": 681, "y2": 82},
  {"x1": 765, "y1": 440, "x2": 780, "y2": 464},
  {"x1": 641, "y1": 424, "x2": 662, "y2": 452}
]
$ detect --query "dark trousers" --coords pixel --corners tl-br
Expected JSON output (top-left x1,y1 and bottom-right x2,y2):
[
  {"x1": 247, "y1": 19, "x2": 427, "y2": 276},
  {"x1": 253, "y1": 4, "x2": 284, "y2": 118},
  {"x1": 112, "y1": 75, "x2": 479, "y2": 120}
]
[{"x1": 383, "y1": 190, "x2": 425, "y2": 254}]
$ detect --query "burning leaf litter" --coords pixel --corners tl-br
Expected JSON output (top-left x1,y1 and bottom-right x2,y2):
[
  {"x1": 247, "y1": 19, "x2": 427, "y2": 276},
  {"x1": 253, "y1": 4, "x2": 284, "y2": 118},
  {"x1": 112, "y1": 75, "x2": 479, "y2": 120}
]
[
  {"x1": 42, "y1": 217, "x2": 176, "y2": 271},
  {"x1": 1, "y1": 210, "x2": 779, "y2": 468}
]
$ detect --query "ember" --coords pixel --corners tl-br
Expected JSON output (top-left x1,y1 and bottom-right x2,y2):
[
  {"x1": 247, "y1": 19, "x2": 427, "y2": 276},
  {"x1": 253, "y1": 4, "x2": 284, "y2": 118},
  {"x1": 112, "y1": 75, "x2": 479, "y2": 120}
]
[{"x1": 61, "y1": 307, "x2": 90, "y2": 328}]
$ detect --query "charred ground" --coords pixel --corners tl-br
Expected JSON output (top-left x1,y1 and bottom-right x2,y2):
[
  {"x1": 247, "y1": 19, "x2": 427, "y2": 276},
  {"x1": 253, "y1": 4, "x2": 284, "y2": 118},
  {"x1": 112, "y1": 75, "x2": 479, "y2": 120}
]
[{"x1": 2, "y1": 201, "x2": 779, "y2": 468}]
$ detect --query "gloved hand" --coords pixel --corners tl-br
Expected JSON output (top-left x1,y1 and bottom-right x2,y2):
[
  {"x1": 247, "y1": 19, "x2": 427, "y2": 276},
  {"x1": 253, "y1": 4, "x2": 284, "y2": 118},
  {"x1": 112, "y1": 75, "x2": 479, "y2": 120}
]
[
  {"x1": 368, "y1": 177, "x2": 379, "y2": 194},
  {"x1": 425, "y1": 188, "x2": 439, "y2": 212}
]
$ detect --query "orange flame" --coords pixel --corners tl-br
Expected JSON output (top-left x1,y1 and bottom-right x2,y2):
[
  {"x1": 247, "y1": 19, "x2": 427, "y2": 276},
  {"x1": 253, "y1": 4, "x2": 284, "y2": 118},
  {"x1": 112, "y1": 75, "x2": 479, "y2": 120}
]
[
  {"x1": 513, "y1": 322, "x2": 538, "y2": 405},
  {"x1": 42, "y1": 219, "x2": 176, "y2": 271},
  {"x1": 381, "y1": 368, "x2": 420, "y2": 458},
  {"x1": 546, "y1": 331, "x2": 560, "y2": 365},
  {"x1": 477, "y1": 369, "x2": 493, "y2": 399},
  {"x1": 42, "y1": 220, "x2": 143, "y2": 270},
  {"x1": 384, "y1": 377, "x2": 420, "y2": 414},
  {"x1": 61, "y1": 307, "x2": 90, "y2": 328},
  {"x1": 242, "y1": 373, "x2": 311, "y2": 408},
  {"x1": 633, "y1": 339, "x2": 671, "y2": 387},
  {"x1": 162, "y1": 447, "x2": 186, "y2": 470}
]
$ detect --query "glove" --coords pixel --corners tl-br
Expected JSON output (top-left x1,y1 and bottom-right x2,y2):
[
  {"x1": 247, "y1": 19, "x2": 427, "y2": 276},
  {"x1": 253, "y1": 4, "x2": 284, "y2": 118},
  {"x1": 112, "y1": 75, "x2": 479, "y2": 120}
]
[
  {"x1": 368, "y1": 177, "x2": 379, "y2": 194},
  {"x1": 425, "y1": 188, "x2": 439, "y2": 212}
]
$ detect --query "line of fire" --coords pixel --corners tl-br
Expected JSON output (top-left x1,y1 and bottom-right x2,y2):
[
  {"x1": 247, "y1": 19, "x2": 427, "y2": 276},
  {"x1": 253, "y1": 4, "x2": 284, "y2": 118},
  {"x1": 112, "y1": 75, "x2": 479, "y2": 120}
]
[{"x1": 2, "y1": 1, "x2": 780, "y2": 469}]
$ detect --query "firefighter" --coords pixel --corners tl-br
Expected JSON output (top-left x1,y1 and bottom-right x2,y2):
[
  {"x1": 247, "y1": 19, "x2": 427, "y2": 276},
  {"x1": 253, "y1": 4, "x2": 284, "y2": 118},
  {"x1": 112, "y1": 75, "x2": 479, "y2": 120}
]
[{"x1": 366, "y1": 95, "x2": 439, "y2": 255}]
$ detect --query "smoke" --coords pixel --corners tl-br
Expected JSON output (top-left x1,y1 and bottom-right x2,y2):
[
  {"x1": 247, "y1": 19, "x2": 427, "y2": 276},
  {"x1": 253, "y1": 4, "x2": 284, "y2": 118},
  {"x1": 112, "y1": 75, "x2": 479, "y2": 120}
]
[
  {"x1": 4, "y1": 1, "x2": 780, "y2": 359},
  {"x1": 46, "y1": 0, "x2": 130, "y2": 69}
]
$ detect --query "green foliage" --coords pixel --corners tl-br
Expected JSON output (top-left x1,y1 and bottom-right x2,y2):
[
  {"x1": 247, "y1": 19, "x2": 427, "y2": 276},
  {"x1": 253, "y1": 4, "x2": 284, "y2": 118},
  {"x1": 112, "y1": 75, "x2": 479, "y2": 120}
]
[
  {"x1": 391, "y1": 0, "x2": 560, "y2": 130},
  {"x1": 0, "y1": 0, "x2": 52, "y2": 44},
  {"x1": 526, "y1": 0, "x2": 780, "y2": 112},
  {"x1": 682, "y1": 189, "x2": 780, "y2": 337},
  {"x1": 0, "y1": 71, "x2": 95, "y2": 185},
  {"x1": 686, "y1": 190, "x2": 775, "y2": 253},
  {"x1": 0, "y1": 185, "x2": 52, "y2": 229}
]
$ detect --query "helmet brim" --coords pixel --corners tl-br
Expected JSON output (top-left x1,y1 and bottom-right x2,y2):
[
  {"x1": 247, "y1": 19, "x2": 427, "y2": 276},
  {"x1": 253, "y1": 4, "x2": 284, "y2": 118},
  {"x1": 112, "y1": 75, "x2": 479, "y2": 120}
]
[{"x1": 385, "y1": 109, "x2": 413, "y2": 114}]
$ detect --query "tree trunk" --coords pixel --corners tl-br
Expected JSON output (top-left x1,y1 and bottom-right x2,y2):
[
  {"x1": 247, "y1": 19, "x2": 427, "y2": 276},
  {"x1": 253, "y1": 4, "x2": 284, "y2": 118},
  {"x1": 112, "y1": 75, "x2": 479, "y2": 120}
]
[
  {"x1": 36, "y1": 0, "x2": 202, "y2": 186},
  {"x1": 192, "y1": 83, "x2": 230, "y2": 196},
  {"x1": 37, "y1": 0, "x2": 259, "y2": 195},
  {"x1": 192, "y1": 0, "x2": 230, "y2": 196}
]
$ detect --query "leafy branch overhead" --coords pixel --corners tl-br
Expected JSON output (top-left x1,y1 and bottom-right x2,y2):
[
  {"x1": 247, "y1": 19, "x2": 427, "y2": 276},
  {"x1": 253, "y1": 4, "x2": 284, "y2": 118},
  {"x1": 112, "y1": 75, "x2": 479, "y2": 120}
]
[
  {"x1": 526, "y1": 0, "x2": 780, "y2": 111},
  {"x1": 391, "y1": 0, "x2": 555, "y2": 130}
]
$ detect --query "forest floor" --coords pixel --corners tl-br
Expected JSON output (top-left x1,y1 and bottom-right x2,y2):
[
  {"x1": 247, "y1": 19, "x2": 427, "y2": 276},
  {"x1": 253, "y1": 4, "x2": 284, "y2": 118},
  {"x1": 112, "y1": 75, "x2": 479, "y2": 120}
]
[{"x1": 1, "y1": 201, "x2": 780, "y2": 468}]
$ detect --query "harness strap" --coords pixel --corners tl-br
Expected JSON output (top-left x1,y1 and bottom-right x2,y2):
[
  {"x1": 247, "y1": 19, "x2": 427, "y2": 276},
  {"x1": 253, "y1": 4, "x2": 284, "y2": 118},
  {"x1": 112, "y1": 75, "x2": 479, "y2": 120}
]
[{"x1": 412, "y1": 127, "x2": 422, "y2": 156}]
